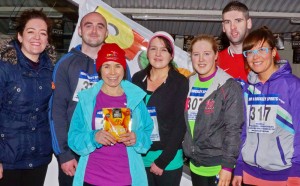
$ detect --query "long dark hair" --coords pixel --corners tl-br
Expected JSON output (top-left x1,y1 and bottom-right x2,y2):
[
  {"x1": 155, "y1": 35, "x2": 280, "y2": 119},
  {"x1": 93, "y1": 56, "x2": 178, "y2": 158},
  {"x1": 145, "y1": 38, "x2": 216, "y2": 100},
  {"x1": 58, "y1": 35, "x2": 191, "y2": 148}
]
[{"x1": 146, "y1": 36, "x2": 176, "y2": 79}]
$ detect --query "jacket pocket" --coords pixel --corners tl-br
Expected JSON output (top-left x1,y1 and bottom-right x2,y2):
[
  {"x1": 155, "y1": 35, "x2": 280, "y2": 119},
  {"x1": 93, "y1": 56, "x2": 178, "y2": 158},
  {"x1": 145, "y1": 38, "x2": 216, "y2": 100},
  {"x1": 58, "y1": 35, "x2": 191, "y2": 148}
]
[
  {"x1": 276, "y1": 136, "x2": 287, "y2": 165},
  {"x1": 241, "y1": 133, "x2": 257, "y2": 166},
  {"x1": 0, "y1": 130, "x2": 25, "y2": 163},
  {"x1": 36, "y1": 126, "x2": 53, "y2": 157}
]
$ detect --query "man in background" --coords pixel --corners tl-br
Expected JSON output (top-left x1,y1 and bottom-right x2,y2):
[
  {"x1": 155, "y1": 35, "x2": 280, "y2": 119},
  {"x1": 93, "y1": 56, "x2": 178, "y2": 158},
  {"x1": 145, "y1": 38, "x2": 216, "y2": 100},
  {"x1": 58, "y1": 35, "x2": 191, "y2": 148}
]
[
  {"x1": 218, "y1": 1, "x2": 252, "y2": 81},
  {"x1": 50, "y1": 12, "x2": 108, "y2": 186}
]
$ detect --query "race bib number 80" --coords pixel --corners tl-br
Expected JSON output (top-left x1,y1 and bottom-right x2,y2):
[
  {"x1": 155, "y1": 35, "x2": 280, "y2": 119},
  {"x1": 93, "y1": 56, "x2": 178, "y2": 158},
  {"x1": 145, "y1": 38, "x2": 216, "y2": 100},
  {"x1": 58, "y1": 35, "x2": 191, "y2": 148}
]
[{"x1": 187, "y1": 87, "x2": 207, "y2": 121}]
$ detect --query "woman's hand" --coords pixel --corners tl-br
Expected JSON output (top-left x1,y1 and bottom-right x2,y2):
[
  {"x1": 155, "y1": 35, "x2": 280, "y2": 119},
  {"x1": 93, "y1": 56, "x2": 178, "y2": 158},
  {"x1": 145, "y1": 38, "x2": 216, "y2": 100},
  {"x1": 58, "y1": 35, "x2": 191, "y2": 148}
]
[
  {"x1": 231, "y1": 175, "x2": 243, "y2": 186},
  {"x1": 118, "y1": 132, "x2": 136, "y2": 146},
  {"x1": 218, "y1": 169, "x2": 232, "y2": 186},
  {"x1": 0, "y1": 163, "x2": 3, "y2": 179},
  {"x1": 95, "y1": 130, "x2": 117, "y2": 146},
  {"x1": 150, "y1": 163, "x2": 163, "y2": 176}
]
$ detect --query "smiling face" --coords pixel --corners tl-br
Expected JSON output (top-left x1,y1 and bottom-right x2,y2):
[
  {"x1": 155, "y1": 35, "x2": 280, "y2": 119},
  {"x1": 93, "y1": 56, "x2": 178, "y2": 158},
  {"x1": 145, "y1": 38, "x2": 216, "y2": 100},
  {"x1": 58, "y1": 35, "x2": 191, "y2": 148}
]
[
  {"x1": 246, "y1": 41, "x2": 277, "y2": 80},
  {"x1": 191, "y1": 40, "x2": 218, "y2": 78},
  {"x1": 147, "y1": 37, "x2": 173, "y2": 70},
  {"x1": 222, "y1": 10, "x2": 252, "y2": 46},
  {"x1": 79, "y1": 12, "x2": 108, "y2": 48},
  {"x1": 17, "y1": 18, "x2": 48, "y2": 62},
  {"x1": 100, "y1": 61, "x2": 125, "y2": 89}
]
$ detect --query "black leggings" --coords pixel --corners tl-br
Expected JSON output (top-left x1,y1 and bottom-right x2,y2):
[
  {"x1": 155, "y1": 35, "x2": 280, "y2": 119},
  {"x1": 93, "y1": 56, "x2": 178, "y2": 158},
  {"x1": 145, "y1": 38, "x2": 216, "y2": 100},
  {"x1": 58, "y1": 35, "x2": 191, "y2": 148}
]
[
  {"x1": 190, "y1": 171, "x2": 217, "y2": 186},
  {"x1": 0, "y1": 164, "x2": 48, "y2": 186},
  {"x1": 146, "y1": 166, "x2": 183, "y2": 186}
]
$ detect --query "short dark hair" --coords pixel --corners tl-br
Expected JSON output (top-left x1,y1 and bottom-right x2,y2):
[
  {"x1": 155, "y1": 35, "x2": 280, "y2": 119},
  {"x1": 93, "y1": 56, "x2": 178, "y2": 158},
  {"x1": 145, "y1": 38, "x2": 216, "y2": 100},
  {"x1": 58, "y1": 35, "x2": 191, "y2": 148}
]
[
  {"x1": 16, "y1": 9, "x2": 52, "y2": 43},
  {"x1": 222, "y1": 1, "x2": 249, "y2": 19},
  {"x1": 80, "y1": 12, "x2": 106, "y2": 28},
  {"x1": 243, "y1": 26, "x2": 276, "y2": 51}
]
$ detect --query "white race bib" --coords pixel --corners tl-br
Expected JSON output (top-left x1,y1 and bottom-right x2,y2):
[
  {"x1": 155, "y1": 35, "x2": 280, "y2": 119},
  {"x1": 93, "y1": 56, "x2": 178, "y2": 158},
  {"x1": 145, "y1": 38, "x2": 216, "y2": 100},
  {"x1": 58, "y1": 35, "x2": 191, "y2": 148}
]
[
  {"x1": 95, "y1": 110, "x2": 104, "y2": 130},
  {"x1": 247, "y1": 94, "x2": 279, "y2": 134},
  {"x1": 147, "y1": 107, "x2": 160, "y2": 141},
  {"x1": 72, "y1": 71, "x2": 99, "y2": 102},
  {"x1": 187, "y1": 87, "x2": 207, "y2": 121}
]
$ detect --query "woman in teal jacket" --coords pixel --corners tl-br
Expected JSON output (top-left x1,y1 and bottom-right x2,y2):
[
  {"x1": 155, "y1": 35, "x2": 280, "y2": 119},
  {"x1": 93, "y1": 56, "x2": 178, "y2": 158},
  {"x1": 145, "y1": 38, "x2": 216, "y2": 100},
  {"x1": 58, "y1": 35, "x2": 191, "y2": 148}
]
[{"x1": 68, "y1": 43, "x2": 153, "y2": 186}]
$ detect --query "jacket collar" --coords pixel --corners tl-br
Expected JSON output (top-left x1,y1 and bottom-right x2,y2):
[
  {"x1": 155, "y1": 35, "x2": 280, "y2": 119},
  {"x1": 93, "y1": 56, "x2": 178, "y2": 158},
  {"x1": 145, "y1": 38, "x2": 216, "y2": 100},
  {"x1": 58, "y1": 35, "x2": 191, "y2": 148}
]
[
  {"x1": 78, "y1": 80, "x2": 146, "y2": 110},
  {"x1": 0, "y1": 39, "x2": 56, "y2": 66},
  {"x1": 189, "y1": 68, "x2": 232, "y2": 100},
  {"x1": 248, "y1": 60, "x2": 291, "y2": 85}
]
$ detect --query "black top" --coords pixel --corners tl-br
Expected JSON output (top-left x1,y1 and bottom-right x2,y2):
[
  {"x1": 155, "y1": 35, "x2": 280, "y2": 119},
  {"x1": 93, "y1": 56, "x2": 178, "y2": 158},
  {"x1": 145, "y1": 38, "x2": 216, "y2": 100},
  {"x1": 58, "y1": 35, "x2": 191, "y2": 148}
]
[{"x1": 132, "y1": 68, "x2": 189, "y2": 169}]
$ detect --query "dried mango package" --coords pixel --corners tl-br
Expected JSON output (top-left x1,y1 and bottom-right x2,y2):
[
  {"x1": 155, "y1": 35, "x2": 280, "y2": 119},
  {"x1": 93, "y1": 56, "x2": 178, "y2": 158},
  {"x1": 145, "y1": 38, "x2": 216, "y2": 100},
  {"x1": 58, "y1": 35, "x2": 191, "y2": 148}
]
[{"x1": 103, "y1": 108, "x2": 131, "y2": 140}]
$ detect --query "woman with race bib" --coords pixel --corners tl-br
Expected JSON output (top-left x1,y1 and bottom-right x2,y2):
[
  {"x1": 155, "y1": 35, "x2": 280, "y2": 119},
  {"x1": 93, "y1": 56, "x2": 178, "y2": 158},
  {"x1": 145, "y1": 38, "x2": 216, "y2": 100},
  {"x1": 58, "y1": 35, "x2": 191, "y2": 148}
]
[
  {"x1": 183, "y1": 34, "x2": 244, "y2": 186},
  {"x1": 232, "y1": 27, "x2": 300, "y2": 186},
  {"x1": 132, "y1": 31, "x2": 189, "y2": 186},
  {"x1": 68, "y1": 43, "x2": 153, "y2": 186}
]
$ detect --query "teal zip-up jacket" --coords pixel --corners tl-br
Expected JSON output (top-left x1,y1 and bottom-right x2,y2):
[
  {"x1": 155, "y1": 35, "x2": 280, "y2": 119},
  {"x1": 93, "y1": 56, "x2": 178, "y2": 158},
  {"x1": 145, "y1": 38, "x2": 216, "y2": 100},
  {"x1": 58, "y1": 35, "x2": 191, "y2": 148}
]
[{"x1": 68, "y1": 80, "x2": 153, "y2": 186}]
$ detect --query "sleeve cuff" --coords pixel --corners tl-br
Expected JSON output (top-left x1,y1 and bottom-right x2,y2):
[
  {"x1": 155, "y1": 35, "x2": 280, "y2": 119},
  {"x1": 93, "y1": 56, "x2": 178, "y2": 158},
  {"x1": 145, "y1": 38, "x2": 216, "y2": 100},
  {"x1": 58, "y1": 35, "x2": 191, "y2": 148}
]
[
  {"x1": 233, "y1": 161, "x2": 243, "y2": 176},
  {"x1": 91, "y1": 130, "x2": 102, "y2": 148},
  {"x1": 222, "y1": 166, "x2": 233, "y2": 172},
  {"x1": 57, "y1": 151, "x2": 76, "y2": 164},
  {"x1": 154, "y1": 158, "x2": 169, "y2": 170}
]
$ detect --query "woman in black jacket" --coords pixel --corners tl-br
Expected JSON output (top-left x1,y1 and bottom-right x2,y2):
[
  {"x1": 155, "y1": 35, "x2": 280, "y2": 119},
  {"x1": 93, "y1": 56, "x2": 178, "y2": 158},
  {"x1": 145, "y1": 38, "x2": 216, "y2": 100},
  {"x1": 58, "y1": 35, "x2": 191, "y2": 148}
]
[{"x1": 132, "y1": 31, "x2": 188, "y2": 186}]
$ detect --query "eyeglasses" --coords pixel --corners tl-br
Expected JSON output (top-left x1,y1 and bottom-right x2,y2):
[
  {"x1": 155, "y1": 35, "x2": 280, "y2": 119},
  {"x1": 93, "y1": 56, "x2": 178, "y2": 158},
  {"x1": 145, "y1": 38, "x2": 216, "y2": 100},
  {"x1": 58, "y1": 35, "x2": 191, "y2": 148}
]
[{"x1": 243, "y1": 47, "x2": 272, "y2": 58}]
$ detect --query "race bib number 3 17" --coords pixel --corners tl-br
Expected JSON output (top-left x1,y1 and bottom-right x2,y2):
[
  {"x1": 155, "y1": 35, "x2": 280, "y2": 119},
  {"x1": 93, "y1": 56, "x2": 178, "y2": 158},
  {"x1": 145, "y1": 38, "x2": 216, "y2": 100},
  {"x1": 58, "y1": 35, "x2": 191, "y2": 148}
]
[{"x1": 247, "y1": 94, "x2": 279, "y2": 134}]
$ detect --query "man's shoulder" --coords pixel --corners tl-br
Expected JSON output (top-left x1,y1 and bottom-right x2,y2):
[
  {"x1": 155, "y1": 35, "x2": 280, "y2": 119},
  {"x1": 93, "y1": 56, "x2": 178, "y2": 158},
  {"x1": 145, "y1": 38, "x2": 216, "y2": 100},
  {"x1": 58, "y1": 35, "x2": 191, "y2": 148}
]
[
  {"x1": 55, "y1": 49, "x2": 87, "y2": 69},
  {"x1": 218, "y1": 48, "x2": 230, "y2": 58}
]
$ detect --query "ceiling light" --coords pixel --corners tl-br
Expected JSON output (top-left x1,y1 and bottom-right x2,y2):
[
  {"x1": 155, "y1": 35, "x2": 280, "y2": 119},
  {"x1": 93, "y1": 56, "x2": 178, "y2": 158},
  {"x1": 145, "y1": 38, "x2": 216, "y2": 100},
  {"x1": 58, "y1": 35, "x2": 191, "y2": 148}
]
[
  {"x1": 131, "y1": 14, "x2": 222, "y2": 21},
  {"x1": 274, "y1": 34, "x2": 284, "y2": 50},
  {"x1": 291, "y1": 17, "x2": 300, "y2": 24}
]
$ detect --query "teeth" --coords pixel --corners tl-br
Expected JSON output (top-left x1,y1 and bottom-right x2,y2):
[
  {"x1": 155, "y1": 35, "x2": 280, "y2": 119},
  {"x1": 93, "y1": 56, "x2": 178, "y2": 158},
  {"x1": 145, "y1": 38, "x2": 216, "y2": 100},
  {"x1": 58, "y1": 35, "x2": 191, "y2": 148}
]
[
  {"x1": 253, "y1": 61, "x2": 262, "y2": 65},
  {"x1": 231, "y1": 32, "x2": 238, "y2": 37}
]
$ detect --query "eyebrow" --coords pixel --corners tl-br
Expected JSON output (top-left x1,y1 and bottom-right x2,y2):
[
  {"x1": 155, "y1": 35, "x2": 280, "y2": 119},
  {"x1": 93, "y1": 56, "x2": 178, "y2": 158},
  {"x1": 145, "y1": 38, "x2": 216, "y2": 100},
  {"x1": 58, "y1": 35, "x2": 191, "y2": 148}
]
[
  {"x1": 83, "y1": 21, "x2": 106, "y2": 27},
  {"x1": 26, "y1": 27, "x2": 47, "y2": 32}
]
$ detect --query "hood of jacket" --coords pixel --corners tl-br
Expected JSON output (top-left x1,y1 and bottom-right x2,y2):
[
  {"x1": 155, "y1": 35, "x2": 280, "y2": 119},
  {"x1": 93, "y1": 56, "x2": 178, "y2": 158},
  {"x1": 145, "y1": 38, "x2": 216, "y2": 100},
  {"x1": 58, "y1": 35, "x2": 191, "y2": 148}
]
[
  {"x1": 248, "y1": 60, "x2": 291, "y2": 85},
  {"x1": 0, "y1": 38, "x2": 56, "y2": 65}
]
